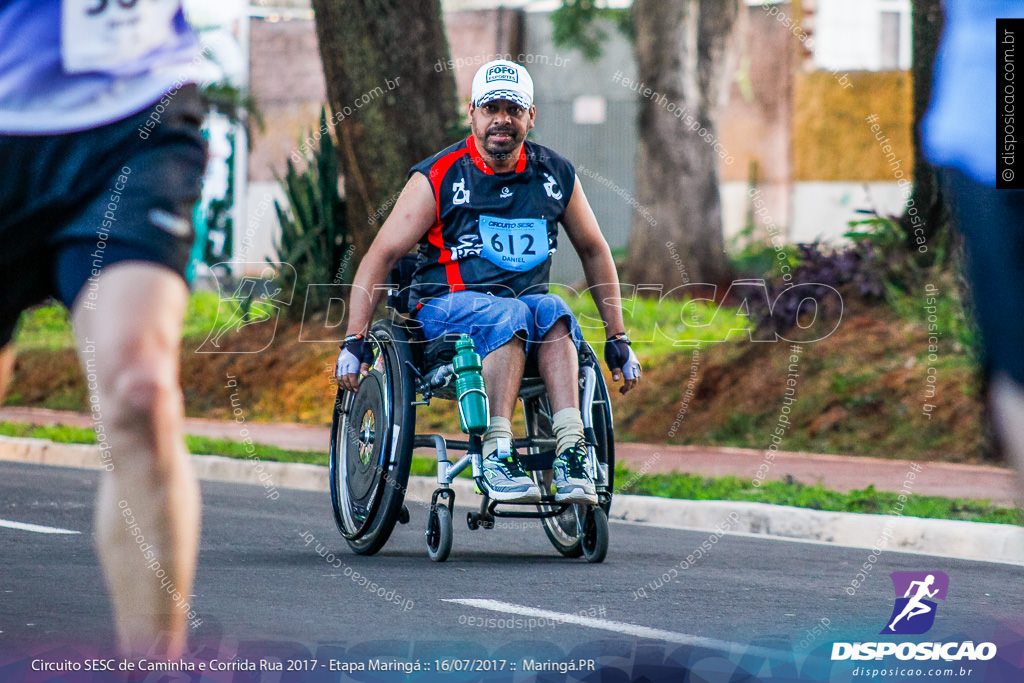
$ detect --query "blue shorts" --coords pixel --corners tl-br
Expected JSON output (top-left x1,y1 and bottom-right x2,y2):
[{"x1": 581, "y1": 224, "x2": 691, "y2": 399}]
[{"x1": 415, "y1": 291, "x2": 583, "y2": 359}]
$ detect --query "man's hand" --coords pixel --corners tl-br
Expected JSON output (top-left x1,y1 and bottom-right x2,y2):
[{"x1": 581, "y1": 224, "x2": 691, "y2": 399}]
[
  {"x1": 336, "y1": 334, "x2": 374, "y2": 393},
  {"x1": 605, "y1": 333, "x2": 641, "y2": 395}
]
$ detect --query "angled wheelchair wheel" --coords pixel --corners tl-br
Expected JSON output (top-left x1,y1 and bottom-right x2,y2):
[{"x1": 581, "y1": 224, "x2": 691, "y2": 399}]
[
  {"x1": 329, "y1": 320, "x2": 416, "y2": 555},
  {"x1": 522, "y1": 355, "x2": 614, "y2": 559}
]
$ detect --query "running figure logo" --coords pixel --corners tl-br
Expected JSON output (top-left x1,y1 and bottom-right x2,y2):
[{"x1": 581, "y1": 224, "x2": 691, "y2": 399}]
[
  {"x1": 881, "y1": 571, "x2": 949, "y2": 635},
  {"x1": 196, "y1": 263, "x2": 295, "y2": 354}
]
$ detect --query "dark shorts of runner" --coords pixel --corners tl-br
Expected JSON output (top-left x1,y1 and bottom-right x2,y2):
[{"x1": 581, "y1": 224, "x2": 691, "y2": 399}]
[
  {"x1": 0, "y1": 83, "x2": 207, "y2": 346},
  {"x1": 943, "y1": 167, "x2": 1024, "y2": 386}
]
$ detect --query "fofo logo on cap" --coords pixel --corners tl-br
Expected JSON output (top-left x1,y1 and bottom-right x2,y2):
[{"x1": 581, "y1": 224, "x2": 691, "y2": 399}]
[
  {"x1": 472, "y1": 59, "x2": 533, "y2": 109},
  {"x1": 486, "y1": 64, "x2": 519, "y2": 83}
]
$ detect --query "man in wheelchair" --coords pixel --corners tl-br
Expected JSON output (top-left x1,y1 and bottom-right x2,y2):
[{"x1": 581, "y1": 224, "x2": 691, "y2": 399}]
[{"x1": 336, "y1": 59, "x2": 641, "y2": 506}]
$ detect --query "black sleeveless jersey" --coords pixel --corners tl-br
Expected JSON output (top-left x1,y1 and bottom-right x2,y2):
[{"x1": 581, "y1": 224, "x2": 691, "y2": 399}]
[{"x1": 407, "y1": 136, "x2": 576, "y2": 310}]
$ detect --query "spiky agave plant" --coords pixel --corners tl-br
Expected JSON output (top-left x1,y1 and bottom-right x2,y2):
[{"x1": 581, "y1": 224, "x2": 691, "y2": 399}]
[{"x1": 273, "y1": 107, "x2": 350, "y2": 319}]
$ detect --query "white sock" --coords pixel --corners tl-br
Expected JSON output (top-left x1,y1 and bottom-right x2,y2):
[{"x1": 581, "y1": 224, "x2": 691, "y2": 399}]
[
  {"x1": 483, "y1": 416, "x2": 513, "y2": 458},
  {"x1": 552, "y1": 408, "x2": 585, "y2": 455}
]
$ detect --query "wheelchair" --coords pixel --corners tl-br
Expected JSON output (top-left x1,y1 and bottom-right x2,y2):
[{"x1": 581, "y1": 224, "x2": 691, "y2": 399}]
[{"x1": 328, "y1": 259, "x2": 615, "y2": 563}]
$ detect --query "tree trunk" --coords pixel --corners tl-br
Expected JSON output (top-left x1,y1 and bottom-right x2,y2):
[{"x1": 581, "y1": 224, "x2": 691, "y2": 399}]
[
  {"x1": 905, "y1": 0, "x2": 947, "y2": 264},
  {"x1": 311, "y1": 0, "x2": 460, "y2": 259},
  {"x1": 626, "y1": 0, "x2": 739, "y2": 290}
]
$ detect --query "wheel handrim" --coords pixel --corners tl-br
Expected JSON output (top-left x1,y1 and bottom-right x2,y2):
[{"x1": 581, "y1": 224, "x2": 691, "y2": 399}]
[{"x1": 335, "y1": 346, "x2": 391, "y2": 540}]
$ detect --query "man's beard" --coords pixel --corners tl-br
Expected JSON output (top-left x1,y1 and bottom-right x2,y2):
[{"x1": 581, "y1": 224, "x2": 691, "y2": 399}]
[{"x1": 483, "y1": 127, "x2": 521, "y2": 158}]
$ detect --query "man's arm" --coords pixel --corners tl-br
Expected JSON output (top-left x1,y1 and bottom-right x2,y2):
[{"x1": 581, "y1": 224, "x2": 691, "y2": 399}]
[
  {"x1": 560, "y1": 176, "x2": 639, "y2": 394},
  {"x1": 337, "y1": 172, "x2": 437, "y2": 392}
]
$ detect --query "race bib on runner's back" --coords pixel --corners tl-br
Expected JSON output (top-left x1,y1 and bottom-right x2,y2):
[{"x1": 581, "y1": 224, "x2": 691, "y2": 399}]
[
  {"x1": 478, "y1": 215, "x2": 548, "y2": 273},
  {"x1": 61, "y1": 0, "x2": 181, "y2": 74}
]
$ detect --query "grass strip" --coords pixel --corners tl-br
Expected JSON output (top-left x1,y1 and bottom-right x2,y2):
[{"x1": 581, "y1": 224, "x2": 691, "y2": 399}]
[
  {"x1": 0, "y1": 421, "x2": 328, "y2": 467},
  {"x1": 616, "y1": 470, "x2": 1021, "y2": 526},
  {"x1": 1, "y1": 420, "x2": 1017, "y2": 525}
]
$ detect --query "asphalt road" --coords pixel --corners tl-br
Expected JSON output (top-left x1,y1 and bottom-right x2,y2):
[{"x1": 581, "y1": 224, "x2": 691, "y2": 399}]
[{"x1": 2, "y1": 460, "x2": 1023, "y2": 682}]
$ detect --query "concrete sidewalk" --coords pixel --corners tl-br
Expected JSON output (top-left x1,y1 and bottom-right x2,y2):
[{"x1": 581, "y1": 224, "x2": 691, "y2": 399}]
[
  {"x1": 2, "y1": 433, "x2": 1023, "y2": 566},
  {"x1": 1, "y1": 406, "x2": 1017, "y2": 506}
]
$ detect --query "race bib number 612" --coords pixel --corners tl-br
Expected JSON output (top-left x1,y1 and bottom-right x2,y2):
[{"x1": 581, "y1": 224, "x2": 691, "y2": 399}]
[
  {"x1": 477, "y1": 215, "x2": 548, "y2": 273},
  {"x1": 61, "y1": 0, "x2": 181, "y2": 74}
]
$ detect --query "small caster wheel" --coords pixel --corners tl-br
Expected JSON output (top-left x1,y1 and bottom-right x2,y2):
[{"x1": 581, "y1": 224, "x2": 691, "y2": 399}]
[
  {"x1": 398, "y1": 505, "x2": 410, "y2": 524},
  {"x1": 581, "y1": 506, "x2": 608, "y2": 564},
  {"x1": 426, "y1": 505, "x2": 453, "y2": 562},
  {"x1": 467, "y1": 512, "x2": 479, "y2": 530}
]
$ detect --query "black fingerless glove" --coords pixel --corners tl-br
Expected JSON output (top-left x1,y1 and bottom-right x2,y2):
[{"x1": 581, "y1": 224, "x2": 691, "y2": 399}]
[
  {"x1": 604, "y1": 333, "x2": 632, "y2": 373},
  {"x1": 336, "y1": 333, "x2": 374, "y2": 378}
]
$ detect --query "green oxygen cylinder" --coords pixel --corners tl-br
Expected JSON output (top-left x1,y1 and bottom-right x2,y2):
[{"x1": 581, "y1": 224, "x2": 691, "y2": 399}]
[{"x1": 453, "y1": 334, "x2": 489, "y2": 436}]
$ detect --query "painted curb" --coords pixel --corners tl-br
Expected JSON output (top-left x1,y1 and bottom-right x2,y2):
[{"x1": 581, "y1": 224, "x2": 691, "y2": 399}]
[{"x1": 2, "y1": 435, "x2": 1021, "y2": 565}]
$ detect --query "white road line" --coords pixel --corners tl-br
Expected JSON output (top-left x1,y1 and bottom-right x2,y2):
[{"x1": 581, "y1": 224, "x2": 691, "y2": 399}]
[
  {"x1": 442, "y1": 598, "x2": 788, "y2": 659},
  {"x1": 0, "y1": 519, "x2": 80, "y2": 535}
]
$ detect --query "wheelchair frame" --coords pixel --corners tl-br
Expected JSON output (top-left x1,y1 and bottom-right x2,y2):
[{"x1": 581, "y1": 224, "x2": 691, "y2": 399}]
[{"x1": 328, "y1": 309, "x2": 615, "y2": 563}]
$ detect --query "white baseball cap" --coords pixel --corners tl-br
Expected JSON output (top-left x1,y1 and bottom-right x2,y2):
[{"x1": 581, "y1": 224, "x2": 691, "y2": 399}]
[{"x1": 471, "y1": 59, "x2": 534, "y2": 110}]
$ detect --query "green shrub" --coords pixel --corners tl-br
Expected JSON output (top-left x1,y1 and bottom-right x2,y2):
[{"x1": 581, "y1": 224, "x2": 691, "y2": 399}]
[
  {"x1": 12, "y1": 304, "x2": 73, "y2": 351},
  {"x1": 273, "y1": 108, "x2": 350, "y2": 318},
  {"x1": 553, "y1": 285, "x2": 753, "y2": 361}
]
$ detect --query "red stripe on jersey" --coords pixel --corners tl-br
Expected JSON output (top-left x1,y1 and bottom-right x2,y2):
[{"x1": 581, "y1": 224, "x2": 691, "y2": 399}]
[
  {"x1": 467, "y1": 135, "x2": 525, "y2": 174},
  {"x1": 425, "y1": 144, "x2": 469, "y2": 292},
  {"x1": 467, "y1": 135, "x2": 492, "y2": 175}
]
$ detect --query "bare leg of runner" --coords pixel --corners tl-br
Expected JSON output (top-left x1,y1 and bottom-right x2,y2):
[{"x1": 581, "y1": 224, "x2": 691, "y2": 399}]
[
  {"x1": 991, "y1": 373, "x2": 1024, "y2": 503},
  {"x1": 0, "y1": 343, "x2": 15, "y2": 397},
  {"x1": 71, "y1": 263, "x2": 200, "y2": 659}
]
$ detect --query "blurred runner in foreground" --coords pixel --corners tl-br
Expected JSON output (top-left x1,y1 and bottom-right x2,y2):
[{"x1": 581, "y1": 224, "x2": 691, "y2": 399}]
[
  {"x1": 0, "y1": 0, "x2": 208, "y2": 658},
  {"x1": 923, "y1": 0, "x2": 1024, "y2": 500}
]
